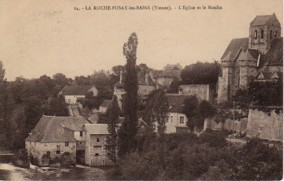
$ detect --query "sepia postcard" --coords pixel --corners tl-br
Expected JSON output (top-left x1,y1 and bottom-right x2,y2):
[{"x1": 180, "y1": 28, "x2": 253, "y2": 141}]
[{"x1": 0, "y1": 0, "x2": 283, "y2": 180}]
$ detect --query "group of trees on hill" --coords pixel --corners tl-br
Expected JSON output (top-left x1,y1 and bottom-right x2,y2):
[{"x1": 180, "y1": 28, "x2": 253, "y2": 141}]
[{"x1": 0, "y1": 64, "x2": 71, "y2": 149}]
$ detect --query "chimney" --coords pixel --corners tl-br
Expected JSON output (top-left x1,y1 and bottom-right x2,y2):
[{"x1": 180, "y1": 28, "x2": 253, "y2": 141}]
[
  {"x1": 119, "y1": 70, "x2": 123, "y2": 84},
  {"x1": 145, "y1": 73, "x2": 149, "y2": 85}
]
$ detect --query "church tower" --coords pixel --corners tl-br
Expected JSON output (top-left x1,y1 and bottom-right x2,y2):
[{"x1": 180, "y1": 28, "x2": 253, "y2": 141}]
[{"x1": 248, "y1": 13, "x2": 281, "y2": 54}]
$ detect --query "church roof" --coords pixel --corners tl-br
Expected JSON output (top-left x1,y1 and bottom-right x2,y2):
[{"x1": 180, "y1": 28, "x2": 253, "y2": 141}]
[
  {"x1": 138, "y1": 73, "x2": 156, "y2": 86},
  {"x1": 260, "y1": 38, "x2": 283, "y2": 66},
  {"x1": 250, "y1": 15, "x2": 273, "y2": 26},
  {"x1": 237, "y1": 49, "x2": 259, "y2": 61},
  {"x1": 221, "y1": 38, "x2": 249, "y2": 60},
  {"x1": 25, "y1": 115, "x2": 89, "y2": 143}
]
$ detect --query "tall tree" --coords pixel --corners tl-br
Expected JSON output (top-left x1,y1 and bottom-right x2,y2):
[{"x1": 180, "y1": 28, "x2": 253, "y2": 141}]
[
  {"x1": 0, "y1": 62, "x2": 9, "y2": 137},
  {"x1": 106, "y1": 96, "x2": 120, "y2": 164},
  {"x1": 143, "y1": 89, "x2": 169, "y2": 137},
  {"x1": 118, "y1": 33, "x2": 139, "y2": 157}
]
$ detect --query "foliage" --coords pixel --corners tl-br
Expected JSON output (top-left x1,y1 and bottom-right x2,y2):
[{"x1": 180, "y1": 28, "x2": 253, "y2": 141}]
[
  {"x1": 142, "y1": 89, "x2": 169, "y2": 137},
  {"x1": 199, "y1": 130, "x2": 227, "y2": 147},
  {"x1": 182, "y1": 96, "x2": 216, "y2": 130},
  {"x1": 167, "y1": 77, "x2": 180, "y2": 93},
  {"x1": 106, "y1": 96, "x2": 120, "y2": 164},
  {"x1": 118, "y1": 33, "x2": 139, "y2": 158},
  {"x1": 74, "y1": 75, "x2": 91, "y2": 85},
  {"x1": 117, "y1": 152, "x2": 161, "y2": 180},
  {"x1": 181, "y1": 61, "x2": 220, "y2": 85},
  {"x1": 233, "y1": 139, "x2": 283, "y2": 180},
  {"x1": 234, "y1": 80, "x2": 283, "y2": 106},
  {"x1": 109, "y1": 132, "x2": 282, "y2": 180},
  {"x1": 199, "y1": 159, "x2": 233, "y2": 180},
  {"x1": 0, "y1": 71, "x2": 71, "y2": 149},
  {"x1": 0, "y1": 61, "x2": 12, "y2": 148}
]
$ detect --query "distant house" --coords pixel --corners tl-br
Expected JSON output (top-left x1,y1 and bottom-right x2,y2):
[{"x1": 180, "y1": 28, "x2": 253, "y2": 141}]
[
  {"x1": 84, "y1": 124, "x2": 113, "y2": 166},
  {"x1": 138, "y1": 72, "x2": 156, "y2": 97},
  {"x1": 114, "y1": 71, "x2": 157, "y2": 108},
  {"x1": 60, "y1": 85, "x2": 98, "y2": 104},
  {"x1": 152, "y1": 94, "x2": 189, "y2": 134},
  {"x1": 99, "y1": 99, "x2": 112, "y2": 114},
  {"x1": 25, "y1": 115, "x2": 89, "y2": 166},
  {"x1": 179, "y1": 84, "x2": 214, "y2": 103}
]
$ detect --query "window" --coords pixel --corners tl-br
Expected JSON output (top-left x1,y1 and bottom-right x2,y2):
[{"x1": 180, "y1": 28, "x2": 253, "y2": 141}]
[
  {"x1": 46, "y1": 151, "x2": 50, "y2": 156},
  {"x1": 56, "y1": 145, "x2": 60, "y2": 154},
  {"x1": 254, "y1": 30, "x2": 258, "y2": 39},
  {"x1": 65, "y1": 142, "x2": 69, "y2": 147},
  {"x1": 95, "y1": 153, "x2": 100, "y2": 156},
  {"x1": 270, "y1": 30, "x2": 273, "y2": 39},
  {"x1": 170, "y1": 116, "x2": 173, "y2": 123},
  {"x1": 97, "y1": 138, "x2": 100, "y2": 142},
  {"x1": 80, "y1": 131, "x2": 83, "y2": 136},
  {"x1": 260, "y1": 29, "x2": 264, "y2": 39},
  {"x1": 274, "y1": 31, "x2": 277, "y2": 37},
  {"x1": 166, "y1": 116, "x2": 169, "y2": 123},
  {"x1": 180, "y1": 116, "x2": 185, "y2": 124}
]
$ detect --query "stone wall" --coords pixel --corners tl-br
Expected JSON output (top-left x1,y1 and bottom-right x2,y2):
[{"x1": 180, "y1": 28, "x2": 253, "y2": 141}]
[
  {"x1": 25, "y1": 141, "x2": 76, "y2": 166},
  {"x1": 179, "y1": 84, "x2": 213, "y2": 102},
  {"x1": 85, "y1": 134, "x2": 113, "y2": 166},
  {"x1": 217, "y1": 66, "x2": 230, "y2": 103},
  {"x1": 204, "y1": 117, "x2": 248, "y2": 134},
  {"x1": 246, "y1": 107, "x2": 282, "y2": 142}
]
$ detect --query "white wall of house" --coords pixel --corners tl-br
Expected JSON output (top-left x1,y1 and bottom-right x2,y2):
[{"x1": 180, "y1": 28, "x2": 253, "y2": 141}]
[
  {"x1": 138, "y1": 85, "x2": 156, "y2": 96},
  {"x1": 89, "y1": 87, "x2": 98, "y2": 96},
  {"x1": 179, "y1": 84, "x2": 211, "y2": 101},
  {"x1": 154, "y1": 112, "x2": 188, "y2": 134},
  {"x1": 165, "y1": 113, "x2": 188, "y2": 133},
  {"x1": 25, "y1": 141, "x2": 76, "y2": 166},
  {"x1": 156, "y1": 77, "x2": 174, "y2": 87},
  {"x1": 99, "y1": 106, "x2": 107, "y2": 114},
  {"x1": 85, "y1": 133, "x2": 113, "y2": 166},
  {"x1": 64, "y1": 95, "x2": 85, "y2": 104},
  {"x1": 74, "y1": 131, "x2": 86, "y2": 150}
]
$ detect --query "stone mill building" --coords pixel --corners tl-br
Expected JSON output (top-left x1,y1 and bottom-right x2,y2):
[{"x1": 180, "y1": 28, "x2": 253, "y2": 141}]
[{"x1": 217, "y1": 13, "x2": 282, "y2": 103}]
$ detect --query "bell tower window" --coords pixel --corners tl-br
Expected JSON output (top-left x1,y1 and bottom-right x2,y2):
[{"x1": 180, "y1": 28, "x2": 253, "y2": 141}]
[
  {"x1": 274, "y1": 31, "x2": 277, "y2": 37},
  {"x1": 254, "y1": 30, "x2": 258, "y2": 39},
  {"x1": 260, "y1": 29, "x2": 264, "y2": 39}
]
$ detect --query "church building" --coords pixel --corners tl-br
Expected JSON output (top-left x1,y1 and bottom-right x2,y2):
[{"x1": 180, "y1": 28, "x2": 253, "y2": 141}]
[{"x1": 217, "y1": 13, "x2": 283, "y2": 103}]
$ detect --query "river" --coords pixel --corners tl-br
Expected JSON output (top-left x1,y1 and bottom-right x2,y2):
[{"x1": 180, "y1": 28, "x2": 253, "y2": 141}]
[{"x1": 0, "y1": 163, "x2": 107, "y2": 180}]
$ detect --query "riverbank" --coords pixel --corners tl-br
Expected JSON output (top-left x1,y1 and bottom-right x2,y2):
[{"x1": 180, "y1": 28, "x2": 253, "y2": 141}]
[{"x1": 0, "y1": 163, "x2": 107, "y2": 180}]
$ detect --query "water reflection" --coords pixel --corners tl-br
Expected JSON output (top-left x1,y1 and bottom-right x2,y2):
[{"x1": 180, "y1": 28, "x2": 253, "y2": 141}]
[{"x1": 0, "y1": 163, "x2": 106, "y2": 180}]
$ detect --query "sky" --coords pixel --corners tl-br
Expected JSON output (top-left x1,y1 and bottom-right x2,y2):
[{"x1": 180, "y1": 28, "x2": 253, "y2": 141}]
[{"x1": 0, "y1": 0, "x2": 282, "y2": 81}]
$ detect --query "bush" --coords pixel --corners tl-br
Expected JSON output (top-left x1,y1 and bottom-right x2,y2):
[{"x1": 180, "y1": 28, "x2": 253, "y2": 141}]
[
  {"x1": 61, "y1": 152, "x2": 75, "y2": 168},
  {"x1": 199, "y1": 130, "x2": 227, "y2": 147}
]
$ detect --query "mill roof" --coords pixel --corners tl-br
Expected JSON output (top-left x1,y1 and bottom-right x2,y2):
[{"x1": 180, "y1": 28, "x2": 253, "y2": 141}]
[
  {"x1": 25, "y1": 115, "x2": 89, "y2": 143},
  {"x1": 250, "y1": 15, "x2": 273, "y2": 26},
  {"x1": 61, "y1": 85, "x2": 96, "y2": 95}
]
